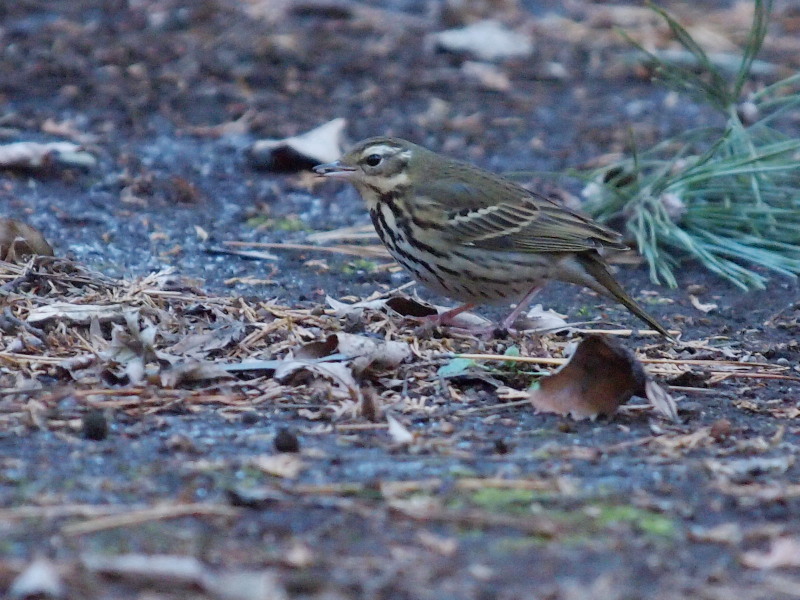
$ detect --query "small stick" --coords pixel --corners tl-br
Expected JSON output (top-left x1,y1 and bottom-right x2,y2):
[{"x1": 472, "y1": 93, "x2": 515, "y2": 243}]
[{"x1": 62, "y1": 503, "x2": 239, "y2": 536}]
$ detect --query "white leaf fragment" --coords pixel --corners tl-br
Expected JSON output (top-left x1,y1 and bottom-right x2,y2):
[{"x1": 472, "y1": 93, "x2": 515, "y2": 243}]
[
  {"x1": 387, "y1": 413, "x2": 414, "y2": 444},
  {"x1": 251, "y1": 118, "x2": 346, "y2": 165},
  {"x1": 434, "y1": 20, "x2": 533, "y2": 61},
  {"x1": 10, "y1": 556, "x2": 65, "y2": 600}
]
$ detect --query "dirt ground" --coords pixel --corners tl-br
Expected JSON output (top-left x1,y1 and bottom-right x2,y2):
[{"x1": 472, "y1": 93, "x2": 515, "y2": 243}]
[{"x1": 2, "y1": 1, "x2": 800, "y2": 599}]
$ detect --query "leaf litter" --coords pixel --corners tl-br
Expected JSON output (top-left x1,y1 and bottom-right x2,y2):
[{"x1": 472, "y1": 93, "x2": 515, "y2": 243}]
[{"x1": 3, "y1": 1, "x2": 800, "y2": 597}]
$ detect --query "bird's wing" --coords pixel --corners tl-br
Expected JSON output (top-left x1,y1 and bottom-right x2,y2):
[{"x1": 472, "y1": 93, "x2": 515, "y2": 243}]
[{"x1": 416, "y1": 177, "x2": 626, "y2": 253}]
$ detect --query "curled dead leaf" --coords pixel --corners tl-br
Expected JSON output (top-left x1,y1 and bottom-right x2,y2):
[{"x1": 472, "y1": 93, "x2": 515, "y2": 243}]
[
  {"x1": 9, "y1": 556, "x2": 64, "y2": 600},
  {"x1": 0, "y1": 218, "x2": 54, "y2": 262},
  {"x1": 293, "y1": 332, "x2": 411, "y2": 375},
  {"x1": 326, "y1": 294, "x2": 491, "y2": 329},
  {"x1": 160, "y1": 360, "x2": 233, "y2": 388},
  {"x1": 386, "y1": 413, "x2": 414, "y2": 444},
  {"x1": 520, "y1": 304, "x2": 570, "y2": 333},
  {"x1": 27, "y1": 302, "x2": 126, "y2": 325},
  {"x1": 0, "y1": 140, "x2": 95, "y2": 170},
  {"x1": 645, "y1": 379, "x2": 679, "y2": 422},
  {"x1": 82, "y1": 553, "x2": 287, "y2": 600},
  {"x1": 252, "y1": 454, "x2": 306, "y2": 479},
  {"x1": 167, "y1": 321, "x2": 247, "y2": 357},
  {"x1": 249, "y1": 118, "x2": 346, "y2": 172},
  {"x1": 689, "y1": 294, "x2": 718, "y2": 313},
  {"x1": 529, "y1": 335, "x2": 646, "y2": 420}
]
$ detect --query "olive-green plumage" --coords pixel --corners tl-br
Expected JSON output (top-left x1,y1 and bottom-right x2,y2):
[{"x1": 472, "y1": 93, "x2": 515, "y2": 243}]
[{"x1": 315, "y1": 137, "x2": 671, "y2": 338}]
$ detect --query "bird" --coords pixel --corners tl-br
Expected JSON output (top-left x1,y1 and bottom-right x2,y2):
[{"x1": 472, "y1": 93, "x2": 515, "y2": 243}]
[{"x1": 314, "y1": 136, "x2": 671, "y2": 338}]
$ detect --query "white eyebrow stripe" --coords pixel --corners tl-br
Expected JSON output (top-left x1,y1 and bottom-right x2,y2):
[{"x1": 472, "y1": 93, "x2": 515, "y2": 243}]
[{"x1": 361, "y1": 144, "x2": 400, "y2": 158}]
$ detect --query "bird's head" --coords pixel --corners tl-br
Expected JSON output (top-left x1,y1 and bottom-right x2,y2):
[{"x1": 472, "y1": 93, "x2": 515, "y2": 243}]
[{"x1": 314, "y1": 137, "x2": 426, "y2": 194}]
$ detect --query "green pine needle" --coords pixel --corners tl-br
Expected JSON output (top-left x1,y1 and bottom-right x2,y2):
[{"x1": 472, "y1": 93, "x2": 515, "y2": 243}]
[{"x1": 582, "y1": 0, "x2": 800, "y2": 290}]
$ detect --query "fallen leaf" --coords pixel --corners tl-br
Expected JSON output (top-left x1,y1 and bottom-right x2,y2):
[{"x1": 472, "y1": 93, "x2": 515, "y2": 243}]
[
  {"x1": 334, "y1": 332, "x2": 411, "y2": 374},
  {"x1": 293, "y1": 332, "x2": 411, "y2": 375},
  {"x1": 461, "y1": 61, "x2": 511, "y2": 91},
  {"x1": 705, "y1": 456, "x2": 794, "y2": 483},
  {"x1": 0, "y1": 140, "x2": 95, "y2": 170},
  {"x1": 645, "y1": 379, "x2": 679, "y2": 422},
  {"x1": 433, "y1": 20, "x2": 533, "y2": 61},
  {"x1": 167, "y1": 321, "x2": 247, "y2": 356},
  {"x1": 688, "y1": 522, "x2": 743, "y2": 545},
  {"x1": 82, "y1": 553, "x2": 205, "y2": 586},
  {"x1": 204, "y1": 569, "x2": 288, "y2": 600},
  {"x1": 274, "y1": 358, "x2": 359, "y2": 399},
  {"x1": 387, "y1": 413, "x2": 414, "y2": 444},
  {"x1": 741, "y1": 537, "x2": 800, "y2": 569},
  {"x1": 293, "y1": 334, "x2": 340, "y2": 359},
  {"x1": 690, "y1": 294, "x2": 718, "y2": 313},
  {"x1": 249, "y1": 118, "x2": 346, "y2": 172},
  {"x1": 26, "y1": 302, "x2": 127, "y2": 325},
  {"x1": 0, "y1": 218, "x2": 54, "y2": 261},
  {"x1": 529, "y1": 335, "x2": 646, "y2": 420},
  {"x1": 520, "y1": 304, "x2": 569, "y2": 333},
  {"x1": 327, "y1": 294, "x2": 492, "y2": 328},
  {"x1": 252, "y1": 454, "x2": 306, "y2": 479},
  {"x1": 160, "y1": 360, "x2": 233, "y2": 388},
  {"x1": 9, "y1": 556, "x2": 64, "y2": 600},
  {"x1": 82, "y1": 553, "x2": 287, "y2": 600}
]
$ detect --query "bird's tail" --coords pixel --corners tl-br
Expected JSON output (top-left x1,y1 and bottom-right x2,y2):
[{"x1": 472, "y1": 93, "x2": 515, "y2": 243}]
[{"x1": 579, "y1": 254, "x2": 674, "y2": 340}]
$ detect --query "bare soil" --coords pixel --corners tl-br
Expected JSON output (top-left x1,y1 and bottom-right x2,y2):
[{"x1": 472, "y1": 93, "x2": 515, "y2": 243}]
[{"x1": 1, "y1": 1, "x2": 800, "y2": 599}]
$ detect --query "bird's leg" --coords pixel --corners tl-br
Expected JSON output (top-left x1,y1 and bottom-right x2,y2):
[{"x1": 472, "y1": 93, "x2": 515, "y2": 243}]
[
  {"x1": 411, "y1": 302, "x2": 486, "y2": 337},
  {"x1": 426, "y1": 302, "x2": 477, "y2": 326},
  {"x1": 500, "y1": 285, "x2": 542, "y2": 331}
]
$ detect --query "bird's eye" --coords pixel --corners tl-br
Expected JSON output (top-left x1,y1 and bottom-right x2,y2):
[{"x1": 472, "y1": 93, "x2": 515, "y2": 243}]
[{"x1": 364, "y1": 154, "x2": 382, "y2": 167}]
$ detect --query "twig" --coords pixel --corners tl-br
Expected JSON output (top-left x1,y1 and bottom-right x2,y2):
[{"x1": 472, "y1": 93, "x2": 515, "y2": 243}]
[
  {"x1": 62, "y1": 503, "x2": 239, "y2": 536},
  {"x1": 224, "y1": 240, "x2": 391, "y2": 258}
]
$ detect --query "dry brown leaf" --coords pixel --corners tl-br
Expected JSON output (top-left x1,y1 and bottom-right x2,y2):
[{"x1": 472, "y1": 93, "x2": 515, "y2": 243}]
[
  {"x1": 0, "y1": 218, "x2": 54, "y2": 262},
  {"x1": 293, "y1": 332, "x2": 411, "y2": 375},
  {"x1": 645, "y1": 379, "x2": 679, "y2": 422},
  {"x1": 252, "y1": 454, "x2": 306, "y2": 479},
  {"x1": 741, "y1": 537, "x2": 800, "y2": 569},
  {"x1": 651, "y1": 428, "x2": 712, "y2": 452},
  {"x1": 335, "y1": 332, "x2": 411, "y2": 374},
  {"x1": 27, "y1": 302, "x2": 127, "y2": 325},
  {"x1": 327, "y1": 294, "x2": 492, "y2": 328},
  {"x1": 689, "y1": 522, "x2": 743, "y2": 545},
  {"x1": 82, "y1": 553, "x2": 287, "y2": 600},
  {"x1": 529, "y1": 335, "x2": 646, "y2": 420},
  {"x1": 160, "y1": 360, "x2": 233, "y2": 388},
  {"x1": 274, "y1": 358, "x2": 359, "y2": 399},
  {"x1": 705, "y1": 456, "x2": 795, "y2": 483},
  {"x1": 167, "y1": 321, "x2": 247, "y2": 356},
  {"x1": 461, "y1": 61, "x2": 511, "y2": 91}
]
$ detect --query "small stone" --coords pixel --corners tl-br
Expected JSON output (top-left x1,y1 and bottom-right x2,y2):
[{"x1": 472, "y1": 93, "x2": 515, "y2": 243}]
[
  {"x1": 493, "y1": 438, "x2": 510, "y2": 454},
  {"x1": 677, "y1": 401, "x2": 703, "y2": 416},
  {"x1": 274, "y1": 427, "x2": 301, "y2": 453},
  {"x1": 241, "y1": 411, "x2": 259, "y2": 425},
  {"x1": 710, "y1": 418, "x2": 732, "y2": 442},
  {"x1": 82, "y1": 410, "x2": 108, "y2": 441},
  {"x1": 557, "y1": 421, "x2": 574, "y2": 433}
]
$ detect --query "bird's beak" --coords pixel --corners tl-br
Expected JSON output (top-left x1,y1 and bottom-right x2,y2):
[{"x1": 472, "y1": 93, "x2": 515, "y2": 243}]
[{"x1": 313, "y1": 161, "x2": 357, "y2": 178}]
